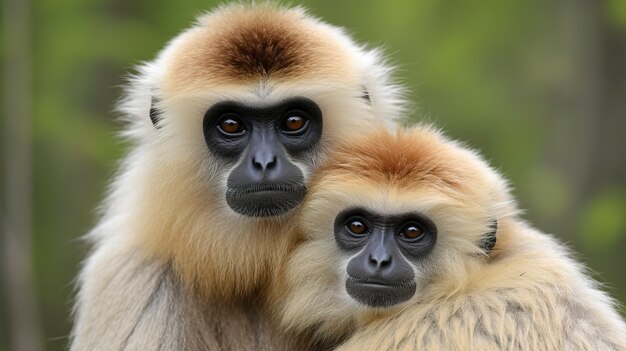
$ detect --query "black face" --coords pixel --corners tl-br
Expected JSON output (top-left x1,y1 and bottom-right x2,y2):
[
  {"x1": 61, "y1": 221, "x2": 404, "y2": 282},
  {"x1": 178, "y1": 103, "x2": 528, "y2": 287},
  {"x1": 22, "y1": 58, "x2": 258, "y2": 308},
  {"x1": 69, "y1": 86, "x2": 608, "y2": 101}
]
[
  {"x1": 203, "y1": 98, "x2": 323, "y2": 217},
  {"x1": 334, "y1": 208, "x2": 438, "y2": 308}
]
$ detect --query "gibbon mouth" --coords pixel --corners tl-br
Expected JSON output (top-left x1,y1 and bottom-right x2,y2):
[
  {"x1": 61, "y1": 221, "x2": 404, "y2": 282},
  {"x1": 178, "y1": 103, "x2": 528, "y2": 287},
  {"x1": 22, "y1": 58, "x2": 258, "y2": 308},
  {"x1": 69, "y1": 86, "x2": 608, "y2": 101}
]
[
  {"x1": 345, "y1": 276, "x2": 416, "y2": 308},
  {"x1": 234, "y1": 183, "x2": 304, "y2": 193},
  {"x1": 225, "y1": 183, "x2": 307, "y2": 217}
]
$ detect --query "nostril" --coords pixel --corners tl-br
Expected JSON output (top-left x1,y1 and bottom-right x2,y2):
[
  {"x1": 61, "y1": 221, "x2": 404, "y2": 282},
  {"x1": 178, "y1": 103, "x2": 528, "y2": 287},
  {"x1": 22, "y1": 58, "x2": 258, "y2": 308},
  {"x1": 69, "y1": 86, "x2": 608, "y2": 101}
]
[
  {"x1": 252, "y1": 155, "x2": 277, "y2": 171},
  {"x1": 267, "y1": 156, "x2": 277, "y2": 170},
  {"x1": 369, "y1": 254, "x2": 392, "y2": 270},
  {"x1": 380, "y1": 258, "x2": 391, "y2": 268},
  {"x1": 252, "y1": 157, "x2": 263, "y2": 170}
]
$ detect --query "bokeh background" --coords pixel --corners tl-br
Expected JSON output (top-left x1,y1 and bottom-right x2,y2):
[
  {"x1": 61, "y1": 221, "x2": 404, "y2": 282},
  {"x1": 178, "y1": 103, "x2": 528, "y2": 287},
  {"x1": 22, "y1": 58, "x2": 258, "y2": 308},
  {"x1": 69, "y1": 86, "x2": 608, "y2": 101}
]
[{"x1": 1, "y1": 0, "x2": 625, "y2": 350}]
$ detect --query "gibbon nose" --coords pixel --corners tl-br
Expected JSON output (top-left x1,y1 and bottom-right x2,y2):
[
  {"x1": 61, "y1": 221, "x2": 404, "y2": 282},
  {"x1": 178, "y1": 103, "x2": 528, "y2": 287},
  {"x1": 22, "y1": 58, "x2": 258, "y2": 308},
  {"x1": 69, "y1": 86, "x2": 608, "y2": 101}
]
[
  {"x1": 247, "y1": 128, "x2": 283, "y2": 176},
  {"x1": 369, "y1": 251, "x2": 392, "y2": 271},
  {"x1": 252, "y1": 153, "x2": 277, "y2": 172}
]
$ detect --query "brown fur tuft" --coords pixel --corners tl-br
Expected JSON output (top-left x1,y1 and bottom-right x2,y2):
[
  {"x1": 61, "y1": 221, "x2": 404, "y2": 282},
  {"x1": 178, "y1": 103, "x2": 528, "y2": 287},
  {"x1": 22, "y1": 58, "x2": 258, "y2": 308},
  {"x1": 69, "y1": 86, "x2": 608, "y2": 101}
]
[
  {"x1": 165, "y1": 4, "x2": 356, "y2": 92},
  {"x1": 211, "y1": 11, "x2": 310, "y2": 78},
  {"x1": 316, "y1": 127, "x2": 484, "y2": 196}
]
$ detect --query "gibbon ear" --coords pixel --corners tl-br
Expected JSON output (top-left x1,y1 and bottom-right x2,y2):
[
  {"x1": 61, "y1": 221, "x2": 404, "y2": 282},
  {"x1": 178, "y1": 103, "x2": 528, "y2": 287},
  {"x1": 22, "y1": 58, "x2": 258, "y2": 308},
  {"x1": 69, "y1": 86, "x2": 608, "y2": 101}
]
[
  {"x1": 361, "y1": 86, "x2": 371, "y2": 103},
  {"x1": 480, "y1": 220, "x2": 497, "y2": 253},
  {"x1": 149, "y1": 96, "x2": 162, "y2": 128}
]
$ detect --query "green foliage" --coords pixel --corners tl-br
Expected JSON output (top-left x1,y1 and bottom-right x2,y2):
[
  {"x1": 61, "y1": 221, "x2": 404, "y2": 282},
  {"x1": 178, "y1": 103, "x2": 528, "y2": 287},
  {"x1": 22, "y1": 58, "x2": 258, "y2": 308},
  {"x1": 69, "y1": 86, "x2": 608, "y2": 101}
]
[
  {"x1": 580, "y1": 189, "x2": 626, "y2": 252},
  {"x1": 524, "y1": 166, "x2": 572, "y2": 218},
  {"x1": 607, "y1": 0, "x2": 626, "y2": 28}
]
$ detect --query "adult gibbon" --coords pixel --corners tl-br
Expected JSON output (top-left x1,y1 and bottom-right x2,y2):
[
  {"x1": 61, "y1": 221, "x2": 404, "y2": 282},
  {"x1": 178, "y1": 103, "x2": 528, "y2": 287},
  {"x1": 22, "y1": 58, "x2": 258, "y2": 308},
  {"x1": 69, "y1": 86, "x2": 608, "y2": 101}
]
[
  {"x1": 274, "y1": 126, "x2": 626, "y2": 350},
  {"x1": 71, "y1": 4, "x2": 404, "y2": 350}
]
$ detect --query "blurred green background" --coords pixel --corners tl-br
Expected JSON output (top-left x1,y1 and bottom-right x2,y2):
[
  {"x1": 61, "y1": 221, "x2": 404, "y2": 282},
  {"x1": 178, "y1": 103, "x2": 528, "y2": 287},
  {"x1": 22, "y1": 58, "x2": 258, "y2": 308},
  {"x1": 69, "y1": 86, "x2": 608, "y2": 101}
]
[{"x1": 1, "y1": 0, "x2": 625, "y2": 350}]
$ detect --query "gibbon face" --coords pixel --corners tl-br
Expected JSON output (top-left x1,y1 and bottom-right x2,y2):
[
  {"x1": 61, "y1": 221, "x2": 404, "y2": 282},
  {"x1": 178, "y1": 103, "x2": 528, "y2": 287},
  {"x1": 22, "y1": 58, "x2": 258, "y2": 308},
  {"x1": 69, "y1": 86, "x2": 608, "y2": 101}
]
[
  {"x1": 335, "y1": 207, "x2": 437, "y2": 307},
  {"x1": 203, "y1": 97, "x2": 323, "y2": 216},
  {"x1": 291, "y1": 127, "x2": 511, "y2": 314}
]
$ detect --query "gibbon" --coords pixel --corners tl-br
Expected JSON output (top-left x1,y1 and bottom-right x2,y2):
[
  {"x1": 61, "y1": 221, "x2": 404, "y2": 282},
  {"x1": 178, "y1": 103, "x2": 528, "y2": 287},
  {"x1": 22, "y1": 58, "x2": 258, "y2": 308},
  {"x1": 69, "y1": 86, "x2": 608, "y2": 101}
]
[
  {"x1": 273, "y1": 126, "x2": 626, "y2": 350},
  {"x1": 70, "y1": 4, "x2": 404, "y2": 350}
]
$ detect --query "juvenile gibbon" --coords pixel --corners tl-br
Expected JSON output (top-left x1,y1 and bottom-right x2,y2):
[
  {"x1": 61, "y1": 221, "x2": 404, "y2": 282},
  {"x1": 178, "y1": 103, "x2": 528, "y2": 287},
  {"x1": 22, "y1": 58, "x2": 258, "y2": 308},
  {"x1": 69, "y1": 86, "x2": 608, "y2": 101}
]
[
  {"x1": 273, "y1": 127, "x2": 626, "y2": 350},
  {"x1": 70, "y1": 4, "x2": 404, "y2": 350}
]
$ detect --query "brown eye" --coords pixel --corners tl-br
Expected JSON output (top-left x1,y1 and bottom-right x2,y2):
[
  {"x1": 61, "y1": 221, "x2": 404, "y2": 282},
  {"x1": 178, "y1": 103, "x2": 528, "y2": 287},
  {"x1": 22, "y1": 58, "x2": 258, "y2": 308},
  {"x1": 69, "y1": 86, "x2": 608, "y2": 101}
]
[
  {"x1": 218, "y1": 116, "x2": 245, "y2": 135},
  {"x1": 401, "y1": 224, "x2": 424, "y2": 239},
  {"x1": 281, "y1": 114, "x2": 307, "y2": 132},
  {"x1": 347, "y1": 219, "x2": 368, "y2": 235}
]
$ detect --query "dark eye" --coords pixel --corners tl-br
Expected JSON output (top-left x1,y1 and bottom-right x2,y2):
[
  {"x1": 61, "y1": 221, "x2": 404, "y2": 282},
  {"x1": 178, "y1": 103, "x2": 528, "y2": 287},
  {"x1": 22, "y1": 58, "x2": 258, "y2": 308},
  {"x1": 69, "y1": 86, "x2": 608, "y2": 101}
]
[
  {"x1": 400, "y1": 223, "x2": 425, "y2": 240},
  {"x1": 280, "y1": 112, "x2": 308, "y2": 133},
  {"x1": 346, "y1": 218, "x2": 368, "y2": 235},
  {"x1": 217, "y1": 115, "x2": 246, "y2": 136}
]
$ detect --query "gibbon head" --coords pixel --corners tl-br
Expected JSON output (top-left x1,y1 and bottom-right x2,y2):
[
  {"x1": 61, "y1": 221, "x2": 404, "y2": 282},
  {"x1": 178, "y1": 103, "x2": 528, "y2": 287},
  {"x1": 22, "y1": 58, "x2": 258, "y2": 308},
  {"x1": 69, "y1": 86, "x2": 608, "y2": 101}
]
[
  {"x1": 120, "y1": 3, "x2": 403, "y2": 218},
  {"x1": 279, "y1": 126, "x2": 515, "y2": 336}
]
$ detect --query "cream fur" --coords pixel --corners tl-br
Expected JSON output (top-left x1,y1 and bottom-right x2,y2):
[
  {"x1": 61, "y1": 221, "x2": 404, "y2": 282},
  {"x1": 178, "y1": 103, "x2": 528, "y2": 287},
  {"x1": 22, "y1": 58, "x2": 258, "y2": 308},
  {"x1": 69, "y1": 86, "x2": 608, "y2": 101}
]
[
  {"x1": 274, "y1": 126, "x2": 626, "y2": 350},
  {"x1": 70, "y1": 4, "x2": 404, "y2": 350}
]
